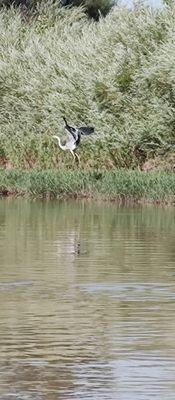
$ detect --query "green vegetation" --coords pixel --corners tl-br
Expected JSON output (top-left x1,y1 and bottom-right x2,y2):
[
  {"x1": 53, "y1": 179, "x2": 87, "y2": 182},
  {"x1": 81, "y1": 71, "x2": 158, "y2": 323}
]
[
  {"x1": 0, "y1": 169, "x2": 174, "y2": 203},
  {"x1": 0, "y1": 1, "x2": 175, "y2": 170}
]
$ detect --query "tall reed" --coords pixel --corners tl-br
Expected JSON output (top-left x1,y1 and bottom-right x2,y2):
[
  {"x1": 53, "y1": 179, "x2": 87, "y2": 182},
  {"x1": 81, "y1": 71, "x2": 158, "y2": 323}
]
[{"x1": 0, "y1": 1, "x2": 175, "y2": 169}]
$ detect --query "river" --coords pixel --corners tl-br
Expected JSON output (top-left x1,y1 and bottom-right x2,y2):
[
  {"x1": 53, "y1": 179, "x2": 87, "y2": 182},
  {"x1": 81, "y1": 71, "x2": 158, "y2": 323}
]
[{"x1": 0, "y1": 199, "x2": 175, "y2": 400}]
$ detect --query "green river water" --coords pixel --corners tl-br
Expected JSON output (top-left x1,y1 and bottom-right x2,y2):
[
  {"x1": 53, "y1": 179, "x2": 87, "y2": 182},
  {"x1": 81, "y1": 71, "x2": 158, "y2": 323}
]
[{"x1": 0, "y1": 199, "x2": 175, "y2": 400}]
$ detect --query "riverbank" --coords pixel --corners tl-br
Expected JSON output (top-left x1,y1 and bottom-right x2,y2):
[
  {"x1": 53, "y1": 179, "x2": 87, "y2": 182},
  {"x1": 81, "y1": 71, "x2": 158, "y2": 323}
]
[{"x1": 0, "y1": 169, "x2": 174, "y2": 204}]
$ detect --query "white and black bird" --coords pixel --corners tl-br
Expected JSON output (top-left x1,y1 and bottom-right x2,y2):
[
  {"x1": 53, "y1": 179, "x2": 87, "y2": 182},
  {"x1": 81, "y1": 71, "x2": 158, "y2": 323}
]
[{"x1": 53, "y1": 117, "x2": 94, "y2": 164}]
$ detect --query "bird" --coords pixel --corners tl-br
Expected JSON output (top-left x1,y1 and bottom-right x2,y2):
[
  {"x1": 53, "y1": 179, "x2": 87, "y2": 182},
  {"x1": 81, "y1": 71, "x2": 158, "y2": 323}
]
[{"x1": 53, "y1": 117, "x2": 94, "y2": 164}]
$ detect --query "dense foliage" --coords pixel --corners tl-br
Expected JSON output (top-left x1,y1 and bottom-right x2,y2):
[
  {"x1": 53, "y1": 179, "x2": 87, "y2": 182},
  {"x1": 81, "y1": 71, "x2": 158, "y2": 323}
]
[{"x1": 0, "y1": 1, "x2": 175, "y2": 169}]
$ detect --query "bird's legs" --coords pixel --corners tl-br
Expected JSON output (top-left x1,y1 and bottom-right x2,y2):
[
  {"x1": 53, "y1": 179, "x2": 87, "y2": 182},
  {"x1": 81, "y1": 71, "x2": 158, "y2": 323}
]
[
  {"x1": 70, "y1": 150, "x2": 75, "y2": 160},
  {"x1": 70, "y1": 150, "x2": 80, "y2": 165},
  {"x1": 74, "y1": 152, "x2": 80, "y2": 165}
]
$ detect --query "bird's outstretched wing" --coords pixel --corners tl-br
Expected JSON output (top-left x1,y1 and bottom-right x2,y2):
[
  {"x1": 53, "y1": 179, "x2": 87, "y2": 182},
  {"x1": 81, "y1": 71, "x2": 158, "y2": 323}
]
[
  {"x1": 65, "y1": 126, "x2": 77, "y2": 141},
  {"x1": 78, "y1": 127, "x2": 94, "y2": 135},
  {"x1": 63, "y1": 117, "x2": 78, "y2": 141},
  {"x1": 63, "y1": 117, "x2": 94, "y2": 141}
]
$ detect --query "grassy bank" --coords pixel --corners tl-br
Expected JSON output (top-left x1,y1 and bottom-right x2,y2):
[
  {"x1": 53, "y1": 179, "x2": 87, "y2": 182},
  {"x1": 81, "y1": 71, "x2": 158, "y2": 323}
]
[
  {"x1": 0, "y1": 2, "x2": 175, "y2": 169},
  {"x1": 0, "y1": 169, "x2": 174, "y2": 204}
]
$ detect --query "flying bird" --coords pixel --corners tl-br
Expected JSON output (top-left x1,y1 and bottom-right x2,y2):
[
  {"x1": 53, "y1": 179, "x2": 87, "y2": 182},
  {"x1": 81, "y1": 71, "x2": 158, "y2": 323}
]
[{"x1": 53, "y1": 117, "x2": 94, "y2": 164}]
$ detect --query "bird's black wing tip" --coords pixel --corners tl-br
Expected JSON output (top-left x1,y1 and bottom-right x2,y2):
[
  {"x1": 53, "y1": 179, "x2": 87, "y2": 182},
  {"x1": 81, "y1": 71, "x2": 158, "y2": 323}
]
[
  {"x1": 62, "y1": 116, "x2": 67, "y2": 124},
  {"x1": 79, "y1": 126, "x2": 95, "y2": 135}
]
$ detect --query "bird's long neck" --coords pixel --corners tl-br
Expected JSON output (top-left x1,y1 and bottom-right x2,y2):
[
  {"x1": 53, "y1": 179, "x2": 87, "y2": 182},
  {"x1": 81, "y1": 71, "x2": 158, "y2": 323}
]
[{"x1": 53, "y1": 135, "x2": 66, "y2": 150}]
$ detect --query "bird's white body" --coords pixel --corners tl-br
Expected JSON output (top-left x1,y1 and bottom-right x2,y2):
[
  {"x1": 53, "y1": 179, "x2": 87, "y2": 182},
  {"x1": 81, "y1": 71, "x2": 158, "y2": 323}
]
[
  {"x1": 52, "y1": 135, "x2": 76, "y2": 151},
  {"x1": 53, "y1": 135, "x2": 79, "y2": 162}
]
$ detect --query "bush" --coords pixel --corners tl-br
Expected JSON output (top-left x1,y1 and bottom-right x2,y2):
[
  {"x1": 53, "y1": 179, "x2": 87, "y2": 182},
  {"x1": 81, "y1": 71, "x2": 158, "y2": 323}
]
[{"x1": 61, "y1": 0, "x2": 115, "y2": 20}]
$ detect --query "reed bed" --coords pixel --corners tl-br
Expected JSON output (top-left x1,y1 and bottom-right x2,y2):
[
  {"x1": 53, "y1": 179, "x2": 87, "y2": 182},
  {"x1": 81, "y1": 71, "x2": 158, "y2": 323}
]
[{"x1": 0, "y1": 1, "x2": 175, "y2": 169}]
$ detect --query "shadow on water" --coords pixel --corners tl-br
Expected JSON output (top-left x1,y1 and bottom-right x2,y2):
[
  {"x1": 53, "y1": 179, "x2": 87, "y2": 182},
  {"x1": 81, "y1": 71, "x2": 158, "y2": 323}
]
[{"x1": 0, "y1": 199, "x2": 175, "y2": 400}]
